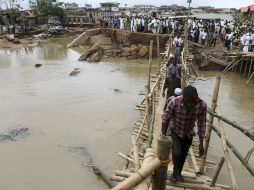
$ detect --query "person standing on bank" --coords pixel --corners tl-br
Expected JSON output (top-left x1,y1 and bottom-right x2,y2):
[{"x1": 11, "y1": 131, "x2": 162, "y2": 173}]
[{"x1": 162, "y1": 86, "x2": 207, "y2": 182}]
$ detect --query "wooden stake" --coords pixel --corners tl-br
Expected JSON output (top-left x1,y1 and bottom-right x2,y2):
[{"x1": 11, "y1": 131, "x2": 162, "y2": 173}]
[
  {"x1": 153, "y1": 135, "x2": 172, "y2": 190},
  {"x1": 210, "y1": 157, "x2": 225, "y2": 187},
  {"x1": 200, "y1": 76, "x2": 221, "y2": 174},
  {"x1": 216, "y1": 107, "x2": 239, "y2": 190}
]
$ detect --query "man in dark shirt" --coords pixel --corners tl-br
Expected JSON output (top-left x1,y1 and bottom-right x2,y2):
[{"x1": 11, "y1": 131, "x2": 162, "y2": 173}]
[{"x1": 162, "y1": 86, "x2": 207, "y2": 182}]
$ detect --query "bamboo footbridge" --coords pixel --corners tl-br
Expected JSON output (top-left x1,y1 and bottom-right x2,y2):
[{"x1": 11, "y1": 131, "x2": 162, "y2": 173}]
[{"x1": 106, "y1": 34, "x2": 254, "y2": 190}]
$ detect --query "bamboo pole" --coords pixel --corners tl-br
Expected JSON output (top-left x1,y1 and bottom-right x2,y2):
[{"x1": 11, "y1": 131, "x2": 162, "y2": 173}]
[
  {"x1": 131, "y1": 135, "x2": 140, "y2": 171},
  {"x1": 111, "y1": 149, "x2": 161, "y2": 190},
  {"x1": 189, "y1": 148, "x2": 200, "y2": 174},
  {"x1": 166, "y1": 182, "x2": 216, "y2": 190},
  {"x1": 223, "y1": 58, "x2": 236, "y2": 73},
  {"x1": 147, "y1": 91, "x2": 156, "y2": 148},
  {"x1": 207, "y1": 109, "x2": 254, "y2": 141},
  {"x1": 153, "y1": 135, "x2": 172, "y2": 190},
  {"x1": 148, "y1": 40, "x2": 153, "y2": 91},
  {"x1": 245, "y1": 71, "x2": 254, "y2": 86},
  {"x1": 115, "y1": 170, "x2": 133, "y2": 178},
  {"x1": 243, "y1": 58, "x2": 248, "y2": 77},
  {"x1": 118, "y1": 152, "x2": 135, "y2": 163},
  {"x1": 240, "y1": 61, "x2": 243, "y2": 74},
  {"x1": 223, "y1": 57, "x2": 243, "y2": 74},
  {"x1": 110, "y1": 175, "x2": 126, "y2": 182},
  {"x1": 212, "y1": 125, "x2": 254, "y2": 177},
  {"x1": 136, "y1": 114, "x2": 147, "y2": 141},
  {"x1": 216, "y1": 107, "x2": 239, "y2": 190},
  {"x1": 200, "y1": 76, "x2": 221, "y2": 174},
  {"x1": 248, "y1": 57, "x2": 253, "y2": 77},
  {"x1": 210, "y1": 157, "x2": 225, "y2": 187}
]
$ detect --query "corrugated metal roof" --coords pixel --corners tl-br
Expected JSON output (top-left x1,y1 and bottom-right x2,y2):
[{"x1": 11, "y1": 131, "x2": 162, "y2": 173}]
[
  {"x1": 250, "y1": 5, "x2": 254, "y2": 12},
  {"x1": 240, "y1": 6, "x2": 249, "y2": 13},
  {"x1": 193, "y1": 13, "x2": 234, "y2": 21}
]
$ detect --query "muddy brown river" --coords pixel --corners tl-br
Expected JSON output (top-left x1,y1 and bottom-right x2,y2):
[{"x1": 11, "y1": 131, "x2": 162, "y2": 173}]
[{"x1": 0, "y1": 38, "x2": 253, "y2": 189}]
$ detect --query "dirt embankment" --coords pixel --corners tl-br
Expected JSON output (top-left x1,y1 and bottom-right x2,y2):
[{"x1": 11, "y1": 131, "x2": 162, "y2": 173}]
[{"x1": 0, "y1": 37, "x2": 33, "y2": 49}]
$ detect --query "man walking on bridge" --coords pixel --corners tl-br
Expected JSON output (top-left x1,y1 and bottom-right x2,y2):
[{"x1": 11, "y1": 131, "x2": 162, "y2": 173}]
[{"x1": 162, "y1": 86, "x2": 207, "y2": 182}]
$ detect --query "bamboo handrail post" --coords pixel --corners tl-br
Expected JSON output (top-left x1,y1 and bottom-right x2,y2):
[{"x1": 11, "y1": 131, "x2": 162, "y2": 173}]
[
  {"x1": 148, "y1": 40, "x2": 153, "y2": 91},
  {"x1": 216, "y1": 107, "x2": 239, "y2": 190},
  {"x1": 153, "y1": 135, "x2": 172, "y2": 190},
  {"x1": 145, "y1": 85, "x2": 150, "y2": 131},
  {"x1": 200, "y1": 76, "x2": 221, "y2": 174},
  {"x1": 210, "y1": 157, "x2": 225, "y2": 187}
]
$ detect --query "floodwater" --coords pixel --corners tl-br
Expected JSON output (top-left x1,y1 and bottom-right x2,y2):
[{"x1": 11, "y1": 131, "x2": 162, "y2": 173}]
[{"x1": 0, "y1": 38, "x2": 253, "y2": 190}]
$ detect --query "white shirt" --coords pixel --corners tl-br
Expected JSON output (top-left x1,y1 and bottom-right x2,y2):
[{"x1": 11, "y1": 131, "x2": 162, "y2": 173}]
[{"x1": 202, "y1": 32, "x2": 208, "y2": 40}]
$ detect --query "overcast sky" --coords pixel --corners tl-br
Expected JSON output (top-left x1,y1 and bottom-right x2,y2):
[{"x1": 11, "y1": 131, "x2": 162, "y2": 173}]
[
  {"x1": 0, "y1": 0, "x2": 252, "y2": 9},
  {"x1": 69, "y1": 0, "x2": 253, "y2": 9}
]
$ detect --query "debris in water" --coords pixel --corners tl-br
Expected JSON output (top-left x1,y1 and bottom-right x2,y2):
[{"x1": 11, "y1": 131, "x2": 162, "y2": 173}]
[
  {"x1": 109, "y1": 68, "x2": 120, "y2": 72},
  {"x1": 69, "y1": 69, "x2": 80, "y2": 76},
  {"x1": 35, "y1": 64, "x2": 42, "y2": 68},
  {"x1": 113, "y1": 88, "x2": 122, "y2": 93},
  {"x1": 0, "y1": 128, "x2": 30, "y2": 142}
]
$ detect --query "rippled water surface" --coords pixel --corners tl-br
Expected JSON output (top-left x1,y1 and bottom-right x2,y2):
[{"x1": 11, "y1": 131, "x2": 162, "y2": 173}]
[{"x1": 0, "y1": 38, "x2": 253, "y2": 189}]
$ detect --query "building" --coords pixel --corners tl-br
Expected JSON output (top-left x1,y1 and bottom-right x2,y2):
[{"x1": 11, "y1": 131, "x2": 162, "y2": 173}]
[
  {"x1": 65, "y1": 3, "x2": 79, "y2": 10},
  {"x1": 85, "y1": 4, "x2": 92, "y2": 9},
  {"x1": 133, "y1": 4, "x2": 156, "y2": 12},
  {"x1": 99, "y1": 2, "x2": 120, "y2": 11},
  {"x1": 240, "y1": 5, "x2": 254, "y2": 23}
]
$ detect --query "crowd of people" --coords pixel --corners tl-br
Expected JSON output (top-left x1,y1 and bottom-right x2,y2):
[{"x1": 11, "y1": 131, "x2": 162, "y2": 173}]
[{"x1": 101, "y1": 16, "x2": 254, "y2": 52}]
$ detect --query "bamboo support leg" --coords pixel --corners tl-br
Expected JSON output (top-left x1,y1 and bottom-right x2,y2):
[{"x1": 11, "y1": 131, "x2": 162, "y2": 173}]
[
  {"x1": 244, "y1": 58, "x2": 248, "y2": 77},
  {"x1": 240, "y1": 61, "x2": 243, "y2": 74},
  {"x1": 246, "y1": 72, "x2": 254, "y2": 86},
  {"x1": 200, "y1": 76, "x2": 221, "y2": 174},
  {"x1": 217, "y1": 107, "x2": 239, "y2": 190},
  {"x1": 248, "y1": 57, "x2": 253, "y2": 77},
  {"x1": 210, "y1": 157, "x2": 225, "y2": 187}
]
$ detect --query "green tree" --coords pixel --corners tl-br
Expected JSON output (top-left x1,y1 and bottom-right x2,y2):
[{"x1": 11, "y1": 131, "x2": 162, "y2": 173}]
[{"x1": 29, "y1": 0, "x2": 66, "y2": 23}]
